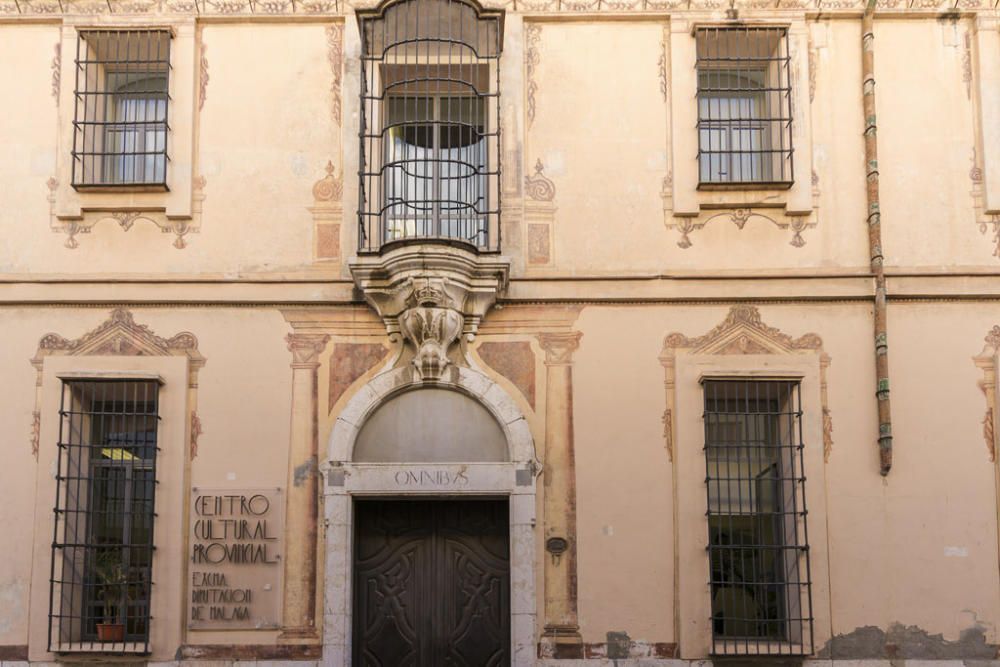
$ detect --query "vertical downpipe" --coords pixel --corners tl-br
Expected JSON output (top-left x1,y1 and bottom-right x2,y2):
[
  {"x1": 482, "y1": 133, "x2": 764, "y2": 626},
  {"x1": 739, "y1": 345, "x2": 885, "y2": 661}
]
[{"x1": 863, "y1": 0, "x2": 893, "y2": 475}]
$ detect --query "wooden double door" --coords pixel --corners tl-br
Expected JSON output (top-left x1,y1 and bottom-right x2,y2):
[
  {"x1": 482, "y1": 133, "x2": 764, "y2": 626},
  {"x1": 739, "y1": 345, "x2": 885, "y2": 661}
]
[{"x1": 352, "y1": 499, "x2": 511, "y2": 667}]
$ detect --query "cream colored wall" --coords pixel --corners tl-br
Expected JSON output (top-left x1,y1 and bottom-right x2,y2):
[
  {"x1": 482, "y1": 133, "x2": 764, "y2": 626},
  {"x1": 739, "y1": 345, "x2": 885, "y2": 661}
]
[
  {"x1": 0, "y1": 21, "x2": 339, "y2": 276},
  {"x1": 0, "y1": 308, "x2": 294, "y2": 656},
  {"x1": 196, "y1": 23, "x2": 341, "y2": 274},
  {"x1": 876, "y1": 19, "x2": 989, "y2": 269},
  {"x1": 1, "y1": 300, "x2": 1000, "y2": 655},
  {"x1": 570, "y1": 302, "x2": 1000, "y2": 649},
  {"x1": 0, "y1": 25, "x2": 61, "y2": 275},
  {"x1": 0, "y1": 15, "x2": 994, "y2": 277},
  {"x1": 2, "y1": 4, "x2": 1000, "y2": 663},
  {"x1": 526, "y1": 21, "x2": 669, "y2": 273}
]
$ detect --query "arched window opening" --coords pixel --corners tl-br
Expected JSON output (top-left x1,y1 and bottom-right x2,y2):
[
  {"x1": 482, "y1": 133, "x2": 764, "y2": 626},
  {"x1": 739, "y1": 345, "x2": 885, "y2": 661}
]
[
  {"x1": 357, "y1": 0, "x2": 504, "y2": 253},
  {"x1": 353, "y1": 388, "x2": 508, "y2": 462}
]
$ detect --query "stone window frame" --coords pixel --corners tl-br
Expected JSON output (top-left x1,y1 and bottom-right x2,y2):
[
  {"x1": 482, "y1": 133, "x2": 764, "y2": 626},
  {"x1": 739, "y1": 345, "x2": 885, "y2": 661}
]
[
  {"x1": 26, "y1": 309, "x2": 203, "y2": 661},
  {"x1": 50, "y1": 18, "x2": 203, "y2": 249},
  {"x1": 665, "y1": 17, "x2": 819, "y2": 249},
  {"x1": 29, "y1": 360, "x2": 193, "y2": 660},
  {"x1": 659, "y1": 304, "x2": 832, "y2": 658}
]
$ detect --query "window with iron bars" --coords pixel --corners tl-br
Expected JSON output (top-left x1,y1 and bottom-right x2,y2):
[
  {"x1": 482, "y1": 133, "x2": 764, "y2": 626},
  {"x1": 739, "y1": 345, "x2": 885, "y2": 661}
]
[
  {"x1": 702, "y1": 379, "x2": 813, "y2": 656},
  {"x1": 48, "y1": 380, "x2": 160, "y2": 654},
  {"x1": 358, "y1": 0, "x2": 503, "y2": 253},
  {"x1": 696, "y1": 27, "x2": 793, "y2": 187},
  {"x1": 72, "y1": 30, "x2": 171, "y2": 189}
]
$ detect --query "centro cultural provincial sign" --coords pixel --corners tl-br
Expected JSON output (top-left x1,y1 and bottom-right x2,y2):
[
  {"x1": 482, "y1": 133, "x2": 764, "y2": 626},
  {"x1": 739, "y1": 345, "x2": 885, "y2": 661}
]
[{"x1": 187, "y1": 488, "x2": 284, "y2": 630}]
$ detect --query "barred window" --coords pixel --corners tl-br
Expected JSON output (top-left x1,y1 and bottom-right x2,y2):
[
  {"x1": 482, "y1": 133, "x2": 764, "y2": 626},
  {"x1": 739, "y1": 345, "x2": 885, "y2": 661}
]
[
  {"x1": 702, "y1": 379, "x2": 813, "y2": 656},
  {"x1": 48, "y1": 380, "x2": 160, "y2": 654},
  {"x1": 696, "y1": 27, "x2": 793, "y2": 186},
  {"x1": 72, "y1": 30, "x2": 171, "y2": 189},
  {"x1": 358, "y1": 0, "x2": 503, "y2": 252}
]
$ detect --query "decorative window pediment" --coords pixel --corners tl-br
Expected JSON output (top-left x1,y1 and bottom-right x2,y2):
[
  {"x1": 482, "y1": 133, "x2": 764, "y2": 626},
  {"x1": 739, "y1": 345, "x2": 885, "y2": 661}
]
[{"x1": 659, "y1": 305, "x2": 832, "y2": 463}]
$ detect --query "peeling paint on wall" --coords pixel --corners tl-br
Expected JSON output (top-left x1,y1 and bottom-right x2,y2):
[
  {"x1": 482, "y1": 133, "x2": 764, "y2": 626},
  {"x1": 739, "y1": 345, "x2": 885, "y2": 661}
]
[
  {"x1": 293, "y1": 457, "x2": 317, "y2": 487},
  {"x1": 818, "y1": 622, "x2": 998, "y2": 659}
]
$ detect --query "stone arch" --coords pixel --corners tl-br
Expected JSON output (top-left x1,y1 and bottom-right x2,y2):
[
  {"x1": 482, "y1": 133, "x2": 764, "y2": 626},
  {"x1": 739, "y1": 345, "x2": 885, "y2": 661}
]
[
  {"x1": 326, "y1": 364, "x2": 537, "y2": 466},
  {"x1": 321, "y1": 364, "x2": 539, "y2": 667}
]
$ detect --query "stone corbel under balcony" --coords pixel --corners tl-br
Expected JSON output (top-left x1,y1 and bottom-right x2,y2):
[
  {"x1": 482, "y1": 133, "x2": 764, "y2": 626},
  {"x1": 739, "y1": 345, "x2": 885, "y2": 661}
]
[{"x1": 349, "y1": 244, "x2": 511, "y2": 381}]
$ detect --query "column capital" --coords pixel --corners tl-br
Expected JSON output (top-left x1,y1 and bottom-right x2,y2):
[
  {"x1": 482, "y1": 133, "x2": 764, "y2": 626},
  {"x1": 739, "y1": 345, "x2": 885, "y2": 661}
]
[
  {"x1": 286, "y1": 333, "x2": 331, "y2": 367},
  {"x1": 537, "y1": 331, "x2": 582, "y2": 366}
]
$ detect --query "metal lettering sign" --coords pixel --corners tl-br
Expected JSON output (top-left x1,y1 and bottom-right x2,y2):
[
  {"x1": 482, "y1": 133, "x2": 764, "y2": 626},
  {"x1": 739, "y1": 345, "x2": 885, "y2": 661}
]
[{"x1": 188, "y1": 488, "x2": 283, "y2": 630}]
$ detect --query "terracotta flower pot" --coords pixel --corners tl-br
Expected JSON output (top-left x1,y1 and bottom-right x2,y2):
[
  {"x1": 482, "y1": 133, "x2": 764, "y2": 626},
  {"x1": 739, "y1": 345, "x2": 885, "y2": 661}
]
[{"x1": 96, "y1": 623, "x2": 125, "y2": 642}]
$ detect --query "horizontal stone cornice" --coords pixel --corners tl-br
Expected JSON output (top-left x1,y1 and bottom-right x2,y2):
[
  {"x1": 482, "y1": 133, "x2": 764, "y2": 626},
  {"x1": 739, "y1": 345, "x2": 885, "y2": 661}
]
[{"x1": 0, "y1": 1, "x2": 994, "y2": 18}]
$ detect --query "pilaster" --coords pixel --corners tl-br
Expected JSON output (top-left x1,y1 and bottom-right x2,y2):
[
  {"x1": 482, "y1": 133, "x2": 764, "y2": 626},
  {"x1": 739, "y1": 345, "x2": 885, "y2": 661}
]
[
  {"x1": 536, "y1": 331, "x2": 584, "y2": 657},
  {"x1": 279, "y1": 333, "x2": 330, "y2": 642}
]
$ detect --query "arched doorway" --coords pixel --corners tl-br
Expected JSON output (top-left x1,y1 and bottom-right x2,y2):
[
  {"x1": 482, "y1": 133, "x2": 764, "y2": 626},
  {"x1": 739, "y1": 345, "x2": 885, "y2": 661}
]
[{"x1": 321, "y1": 364, "x2": 538, "y2": 667}]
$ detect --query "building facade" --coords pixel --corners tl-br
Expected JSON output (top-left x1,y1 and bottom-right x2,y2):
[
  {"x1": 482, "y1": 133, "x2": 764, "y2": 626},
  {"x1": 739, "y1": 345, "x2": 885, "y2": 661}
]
[{"x1": 1, "y1": 0, "x2": 1000, "y2": 664}]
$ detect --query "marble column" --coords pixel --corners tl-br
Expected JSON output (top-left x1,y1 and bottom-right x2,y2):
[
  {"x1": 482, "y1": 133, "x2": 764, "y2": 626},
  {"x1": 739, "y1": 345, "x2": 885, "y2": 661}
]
[
  {"x1": 537, "y1": 331, "x2": 583, "y2": 656},
  {"x1": 279, "y1": 333, "x2": 330, "y2": 641}
]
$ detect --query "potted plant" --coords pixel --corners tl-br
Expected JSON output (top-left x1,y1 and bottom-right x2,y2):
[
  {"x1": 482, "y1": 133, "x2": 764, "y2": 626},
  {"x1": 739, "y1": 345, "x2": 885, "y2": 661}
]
[{"x1": 93, "y1": 550, "x2": 129, "y2": 642}]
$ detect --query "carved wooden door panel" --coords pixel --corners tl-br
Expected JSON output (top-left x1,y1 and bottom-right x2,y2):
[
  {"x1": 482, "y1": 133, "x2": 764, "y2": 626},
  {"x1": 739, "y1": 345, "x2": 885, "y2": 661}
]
[{"x1": 353, "y1": 500, "x2": 511, "y2": 667}]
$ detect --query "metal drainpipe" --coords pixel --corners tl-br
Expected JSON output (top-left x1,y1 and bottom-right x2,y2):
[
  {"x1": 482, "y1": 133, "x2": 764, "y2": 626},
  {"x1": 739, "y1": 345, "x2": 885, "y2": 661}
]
[{"x1": 863, "y1": 0, "x2": 894, "y2": 475}]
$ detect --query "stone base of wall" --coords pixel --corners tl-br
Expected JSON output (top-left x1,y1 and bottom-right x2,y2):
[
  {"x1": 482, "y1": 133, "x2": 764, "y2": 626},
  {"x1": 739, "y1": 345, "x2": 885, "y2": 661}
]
[
  {"x1": 5, "y1": 660, "x2": 1000, "y2": 667},
  {"x1": 536, "y1": 662, "x2": 1000, "y2": 667}
]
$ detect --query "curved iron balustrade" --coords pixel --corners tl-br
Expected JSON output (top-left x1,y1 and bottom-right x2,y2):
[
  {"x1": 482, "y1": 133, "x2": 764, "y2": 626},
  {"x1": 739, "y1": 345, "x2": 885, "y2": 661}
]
[{"x1": 358, "y1": 0, "x2": 503, "y2": 253}]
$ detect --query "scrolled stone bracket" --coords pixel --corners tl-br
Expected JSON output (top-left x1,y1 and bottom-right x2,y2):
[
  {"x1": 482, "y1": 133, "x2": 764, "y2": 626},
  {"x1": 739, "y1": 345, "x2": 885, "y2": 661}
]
[{"x1": 349, "y1": 243, "x2": 511, "y2": 381}]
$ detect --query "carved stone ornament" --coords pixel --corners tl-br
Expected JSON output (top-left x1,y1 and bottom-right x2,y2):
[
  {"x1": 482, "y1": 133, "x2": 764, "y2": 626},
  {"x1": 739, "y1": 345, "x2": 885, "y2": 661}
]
[
  {"x1": 970, "y1": 147, "x2": 1000, "y2": 259},
  {"x1": 48, "y1": 176, "x2": 207, "y2": 249},
  {"x1": 0, "y1": 0, "x2": 991, "y2": 15},
  {"x1": 349, "y1": 244, "x2": 511, "y2": 381},
  {"x1": 668, "y1": 208, "x2": 817, "y2": 249},
  {"x1": 973, "y1": 325, "x2": 1000, "y2": 462},
  {"x1": 659, "y1": 305, "x2": 833, "y2": 463},
  {"x1": 399, "y1": 299, "x2": 464, "y2": 381},
  {"x1": 30, "y1": 308, "x2": 206, "y2": 458}
]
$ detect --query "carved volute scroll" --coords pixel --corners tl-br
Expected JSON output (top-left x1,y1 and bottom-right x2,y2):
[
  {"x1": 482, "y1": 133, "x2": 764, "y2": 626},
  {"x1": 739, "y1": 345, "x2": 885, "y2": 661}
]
[{"x1": 659, "y1": 305, "x2": 832, "y2": 462}]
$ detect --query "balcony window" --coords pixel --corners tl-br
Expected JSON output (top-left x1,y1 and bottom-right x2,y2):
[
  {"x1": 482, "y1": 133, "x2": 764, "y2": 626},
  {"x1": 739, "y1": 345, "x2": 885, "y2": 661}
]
[{"x1": 358, "y1": 0, "x2": 503, "y2": 252}]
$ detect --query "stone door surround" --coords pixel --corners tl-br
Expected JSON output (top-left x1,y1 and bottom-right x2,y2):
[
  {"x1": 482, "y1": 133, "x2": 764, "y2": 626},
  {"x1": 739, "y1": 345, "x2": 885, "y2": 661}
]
[{"x1": 321, "y1": 363, "x2": 539, "y2": 667}]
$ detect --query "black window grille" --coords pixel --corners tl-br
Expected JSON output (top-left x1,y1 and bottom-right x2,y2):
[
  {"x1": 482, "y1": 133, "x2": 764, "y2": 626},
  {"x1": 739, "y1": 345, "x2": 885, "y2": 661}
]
[
  {"x1": 358, "y1": 0, "x2": 503, "y2": 253},
  {"x1": 696, "y1": 27, "x2": 793, "y2": 186},
  {"x1": 702, "y1": 379, "x2": 813, "y2": 656},
  {"x1": 48, "y1": 379, "x2": 160, "y2": 654},
  {"x1": 72, "y1": 30, "x2": 171, "y2": 189}
]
